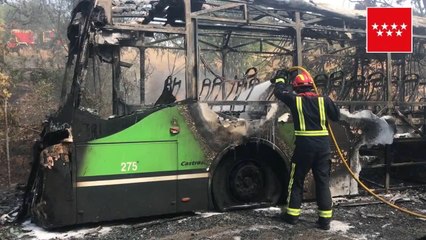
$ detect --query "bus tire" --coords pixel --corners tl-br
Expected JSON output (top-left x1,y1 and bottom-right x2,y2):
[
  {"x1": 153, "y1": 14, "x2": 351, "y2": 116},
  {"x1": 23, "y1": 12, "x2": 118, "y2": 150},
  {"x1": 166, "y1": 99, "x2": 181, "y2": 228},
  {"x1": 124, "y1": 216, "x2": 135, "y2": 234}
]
[{"x1": 212, "y1": 152, "x2": 284, "y2": 211}]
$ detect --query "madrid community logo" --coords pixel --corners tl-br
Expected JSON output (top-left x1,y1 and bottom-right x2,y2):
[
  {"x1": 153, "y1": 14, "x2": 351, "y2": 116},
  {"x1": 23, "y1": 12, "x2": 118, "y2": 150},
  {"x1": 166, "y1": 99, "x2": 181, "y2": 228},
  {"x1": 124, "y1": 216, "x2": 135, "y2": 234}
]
[{"x1": 366, "y1": 7, "x2": 413, "y2": 53}]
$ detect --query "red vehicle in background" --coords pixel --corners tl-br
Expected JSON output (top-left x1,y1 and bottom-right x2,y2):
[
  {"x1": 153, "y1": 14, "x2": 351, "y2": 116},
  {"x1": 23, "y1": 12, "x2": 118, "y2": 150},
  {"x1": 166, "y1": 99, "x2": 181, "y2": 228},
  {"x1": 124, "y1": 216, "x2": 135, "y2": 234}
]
[
  {"x1": 41, "y1": 29, "x2": 63, "y2": 48},
  {"x1": 42, "y1": 30, "x2": 55, "y2": 44},
  {"x1": 6, "y1": 29, "x2": 35, "y2": 50}
]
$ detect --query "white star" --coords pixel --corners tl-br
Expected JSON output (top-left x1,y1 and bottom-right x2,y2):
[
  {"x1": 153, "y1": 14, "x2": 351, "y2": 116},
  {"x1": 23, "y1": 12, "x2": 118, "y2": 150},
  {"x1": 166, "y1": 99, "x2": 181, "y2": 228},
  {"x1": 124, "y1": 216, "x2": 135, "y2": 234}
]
[
  {"x1": 372, "y1": 23, "x2": 379, "y2": 30},
  {"x1": 377, "y1": 30, "x2": 383, "y2": 36},
  {"x1": 401, "y1": 23, "x2": 407, "y2": 30},
  {"x1": 381, "y1": 23, "x2": 388, "y2": 30},
  {"x1": 396, "y1": 30, "x2": 402, "y2": 36},
  {"x1": 391, "y1": 23, "x2": 397, "y2": 30},
  {"x1": 387, "y1": 30, "x2": 393, "y2": 36}
]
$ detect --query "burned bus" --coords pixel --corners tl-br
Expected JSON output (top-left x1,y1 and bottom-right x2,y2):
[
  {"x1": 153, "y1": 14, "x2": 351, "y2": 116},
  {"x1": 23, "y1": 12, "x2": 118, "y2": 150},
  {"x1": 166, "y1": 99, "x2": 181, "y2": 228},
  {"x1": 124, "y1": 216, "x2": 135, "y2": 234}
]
[{"x1": 20, "y1": 0, "x2": 426, "y2": 228}]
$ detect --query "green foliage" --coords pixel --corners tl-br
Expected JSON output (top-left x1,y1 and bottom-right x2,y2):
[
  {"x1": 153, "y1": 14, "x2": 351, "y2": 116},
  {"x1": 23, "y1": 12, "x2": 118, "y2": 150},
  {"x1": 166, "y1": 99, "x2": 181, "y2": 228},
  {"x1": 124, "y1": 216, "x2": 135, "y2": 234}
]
[
  {"x1": 2, "y1": 0, "x2": 72, "y2": 30},
  {"x1": 0, "y1": 71, "x2": 11, "y2": 99},
  {"x1": 1, "y1": 0, "x2": 73, "y2": 51},
  {"x1": 0, "y1": 5, "x2": 5, "y2": 25}
]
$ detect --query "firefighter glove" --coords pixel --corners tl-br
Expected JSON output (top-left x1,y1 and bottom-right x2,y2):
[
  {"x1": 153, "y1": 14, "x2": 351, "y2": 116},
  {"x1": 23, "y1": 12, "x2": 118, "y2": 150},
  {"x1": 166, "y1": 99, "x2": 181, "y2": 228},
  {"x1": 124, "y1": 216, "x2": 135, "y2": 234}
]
[
  {"x1": 275, "y1": 78, "x2": 286, "y2": 84},
  {"x1": 271, "y1": 69, "x2": 289, "y2": 84}
]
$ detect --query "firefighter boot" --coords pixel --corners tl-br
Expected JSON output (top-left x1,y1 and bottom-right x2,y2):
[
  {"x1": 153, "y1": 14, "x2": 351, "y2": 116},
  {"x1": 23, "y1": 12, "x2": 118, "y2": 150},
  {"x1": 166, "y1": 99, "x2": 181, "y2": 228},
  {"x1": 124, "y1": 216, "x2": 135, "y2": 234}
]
[
  {"x1": 281, "y1": 213, "x2": 298, "y2": 225},
  {"x1": 316, "y1": 217, "x2": 331, "y2": 230}
]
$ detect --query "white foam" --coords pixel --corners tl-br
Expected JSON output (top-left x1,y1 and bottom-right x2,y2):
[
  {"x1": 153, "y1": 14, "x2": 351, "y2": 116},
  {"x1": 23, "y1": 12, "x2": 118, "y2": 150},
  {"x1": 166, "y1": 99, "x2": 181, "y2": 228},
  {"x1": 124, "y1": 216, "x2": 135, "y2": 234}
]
[
  {"x1": 339, "y1": 109, "x2": 395, "y2": 146},
  {"x1": 254, "y1": 207, "x2": 282, "y2": 214},
  {"x1": 20, "y1": 221, "x2": 111, "y2": 240},
  {"x1": 330, "y1": 220, "x2": 354, "y2": 233},
  {"x1": 195, "y1": 212, "x2": 223, "y2": 218},
  {"x1": 177, "y1": 217, "x2": 190, "y2": 223},
  {"x1": 247, "y1": 224, "x2": 285, "y2": 231},
  {"x1": 237, "y1": 81, "x2": 272, "y2": 101},
  {"x1": 278, "y1": 113, "x2": 291, "y2": 123},
  {"x1": 233, "y1": 81, "x2": 273, "y2": 112}
]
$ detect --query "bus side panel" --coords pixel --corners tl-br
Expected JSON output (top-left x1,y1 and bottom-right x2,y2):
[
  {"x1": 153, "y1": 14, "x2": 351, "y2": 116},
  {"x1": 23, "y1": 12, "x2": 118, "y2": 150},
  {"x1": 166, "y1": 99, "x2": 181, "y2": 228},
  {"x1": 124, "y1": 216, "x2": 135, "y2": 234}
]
[
  {"x1": 76, "y1": 182, "x2": 177, "y2": 223},
  {"x1": 176, "y1": 177, "x2": 209, "y2": 212},
  {"x1": 36, "y1": 152, "x2": 76, "y2": 228},
  {"x1": 75, "y1": 142, "x2": 178, "y2": 223},
  {"x1": 176, "y1": 105, "x2": 210, "y2": 212},
  {"x1": 73, "y1": 105, "x2": 211, "y2": 223},
  {"x1": 77, "y1": 142, "x2": 178, "y2": 176}
]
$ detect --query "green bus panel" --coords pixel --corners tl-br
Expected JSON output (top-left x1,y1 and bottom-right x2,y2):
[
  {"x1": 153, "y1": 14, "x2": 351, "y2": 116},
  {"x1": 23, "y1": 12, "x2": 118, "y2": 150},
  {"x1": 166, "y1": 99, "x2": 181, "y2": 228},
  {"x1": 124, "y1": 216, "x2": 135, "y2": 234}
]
[
  {"x1": 77, "y1": 141, "x2": 178, "y2": 177},
  {"x1": 78, "y1": 106, "x2": 208, "y2": 178}
]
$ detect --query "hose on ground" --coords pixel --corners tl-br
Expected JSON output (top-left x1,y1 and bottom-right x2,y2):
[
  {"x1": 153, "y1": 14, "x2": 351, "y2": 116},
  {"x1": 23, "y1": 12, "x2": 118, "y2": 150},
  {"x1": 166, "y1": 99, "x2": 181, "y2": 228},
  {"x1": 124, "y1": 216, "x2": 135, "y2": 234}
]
[{"x1": 288, "y1": 66, "x2": 426, "y2": 219}]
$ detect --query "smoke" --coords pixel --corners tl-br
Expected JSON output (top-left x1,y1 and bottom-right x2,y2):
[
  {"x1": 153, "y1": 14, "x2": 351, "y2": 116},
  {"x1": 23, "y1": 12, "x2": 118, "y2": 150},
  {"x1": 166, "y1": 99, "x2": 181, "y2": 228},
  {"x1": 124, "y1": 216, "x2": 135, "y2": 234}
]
[
  {"x1": 339, "y1": 109, "x2": 396, "y2": 147},
  {"x1": 338, "y1": 109, "x2": 396, "y2": 194}
]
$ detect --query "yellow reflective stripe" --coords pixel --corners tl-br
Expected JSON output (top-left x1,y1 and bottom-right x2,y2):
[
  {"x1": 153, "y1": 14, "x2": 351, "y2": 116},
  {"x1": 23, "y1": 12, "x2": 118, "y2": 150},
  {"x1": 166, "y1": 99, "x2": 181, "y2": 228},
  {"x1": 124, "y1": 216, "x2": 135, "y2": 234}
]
[
  {"x1": 319, "y1": 210, "x2": 333, "y2": 218},
  {"x1": 294, "y1": 130, "x2": 329, "y2": 136},
  {"x1": 298, "y1": 74, "x2": 305, "y2": 81},
  {"x1": 276, "y1": 78, "x2": 285, "y2": 83},
  {"x1": 296, "y1": 97, "x2": 305, "y2": 131},
  {"x1": 318, "y1": 97, "x2": 327, "y2": 130},
  {"x1": 287, "y1": 207, "x2": 301, "y2": 216},
  {"x1": 285, "y1": 163, "x2": 296, "y2": 207}
]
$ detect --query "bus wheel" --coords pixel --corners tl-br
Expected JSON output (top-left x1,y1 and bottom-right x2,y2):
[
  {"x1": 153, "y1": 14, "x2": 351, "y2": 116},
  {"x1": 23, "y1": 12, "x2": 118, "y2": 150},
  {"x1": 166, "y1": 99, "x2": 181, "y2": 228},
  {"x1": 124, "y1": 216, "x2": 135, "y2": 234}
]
[
  {"x1": 212, "y1": 154, "x2": 283, "y2": 211},
  {"x1": 229, "y1": 161, "x2": 264, "y2": 202}
]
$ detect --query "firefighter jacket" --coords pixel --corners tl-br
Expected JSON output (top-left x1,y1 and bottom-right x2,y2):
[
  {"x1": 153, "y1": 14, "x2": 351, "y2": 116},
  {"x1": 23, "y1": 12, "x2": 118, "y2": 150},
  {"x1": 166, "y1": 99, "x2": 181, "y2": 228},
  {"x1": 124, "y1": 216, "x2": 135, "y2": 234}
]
[{"x1": 274, "y1": 82, "x2": 340, "y2": 150}]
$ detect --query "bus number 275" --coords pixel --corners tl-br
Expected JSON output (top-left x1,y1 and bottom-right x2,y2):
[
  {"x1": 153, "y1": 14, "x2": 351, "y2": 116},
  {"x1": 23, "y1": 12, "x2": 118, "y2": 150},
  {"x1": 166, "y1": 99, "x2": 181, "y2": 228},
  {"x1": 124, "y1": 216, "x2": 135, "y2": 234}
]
[{"x1": 121, "y1": 162, "x2": 138, "y2": 172}]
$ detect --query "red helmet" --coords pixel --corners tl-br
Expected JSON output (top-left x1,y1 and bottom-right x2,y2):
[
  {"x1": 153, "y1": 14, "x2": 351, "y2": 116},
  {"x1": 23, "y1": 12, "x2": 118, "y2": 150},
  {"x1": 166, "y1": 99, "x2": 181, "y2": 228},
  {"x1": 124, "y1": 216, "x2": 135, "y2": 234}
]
[{"x1": 292, "y1": 72, "x2": 314, "y2": 88}]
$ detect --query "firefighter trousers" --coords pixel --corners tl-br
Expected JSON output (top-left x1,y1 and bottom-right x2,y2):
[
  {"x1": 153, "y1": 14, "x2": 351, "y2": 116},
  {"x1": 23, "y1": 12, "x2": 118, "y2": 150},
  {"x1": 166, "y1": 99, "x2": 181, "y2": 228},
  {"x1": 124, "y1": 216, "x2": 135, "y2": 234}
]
[{"x1": 285, "y1": 146, "x2": 332, "y2": 219}]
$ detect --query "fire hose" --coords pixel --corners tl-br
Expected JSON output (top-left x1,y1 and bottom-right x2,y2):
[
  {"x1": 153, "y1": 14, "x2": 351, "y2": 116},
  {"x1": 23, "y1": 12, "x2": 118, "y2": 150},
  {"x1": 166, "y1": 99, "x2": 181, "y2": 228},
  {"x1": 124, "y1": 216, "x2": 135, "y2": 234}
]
[{"x1": 288, "y1": 66, "x2": 426, "y2": 219}]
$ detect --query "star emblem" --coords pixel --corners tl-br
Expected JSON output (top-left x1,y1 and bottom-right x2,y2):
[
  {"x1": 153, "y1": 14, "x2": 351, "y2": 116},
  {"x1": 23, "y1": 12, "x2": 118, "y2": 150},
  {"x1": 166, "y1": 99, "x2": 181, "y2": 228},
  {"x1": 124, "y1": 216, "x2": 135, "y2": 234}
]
[{"x1": 366, "y1": 7, "x2": 412, "y2": 52}]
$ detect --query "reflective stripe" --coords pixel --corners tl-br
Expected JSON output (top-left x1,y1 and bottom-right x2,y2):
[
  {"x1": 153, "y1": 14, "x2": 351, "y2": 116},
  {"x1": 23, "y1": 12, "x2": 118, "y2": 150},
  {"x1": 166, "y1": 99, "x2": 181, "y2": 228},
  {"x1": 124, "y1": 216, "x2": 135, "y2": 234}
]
[
  {"x1": 76, "y1": 173, "x2": 209, "y2": 187},
  {"x1": 295, "y1": 96, "x2": 329, "y2": 137},
  {"x1": 318, "y1": 97, "x2": 327, "y2": 130},
  {"x1": 296, "y1": 97, "x2": 305, "y2": 131},
  {"x1": 298, "y1": 74, "x2": 305, "y2": 81},
  {"x1": 318, "y1": 210, "x2": 333, "y2": 218},
  {"x1": 276, "y1": 78, "x2": 285, "y2": 83},
  {"x1": 294, "y1": 130, "x2": 329, "y2": 136},
  {"x1": 287, "y1": 207, "x2": 301, "y2": 216},
  {"x1": 285, "y1": 163, "x2": 296, "y2": 207}
]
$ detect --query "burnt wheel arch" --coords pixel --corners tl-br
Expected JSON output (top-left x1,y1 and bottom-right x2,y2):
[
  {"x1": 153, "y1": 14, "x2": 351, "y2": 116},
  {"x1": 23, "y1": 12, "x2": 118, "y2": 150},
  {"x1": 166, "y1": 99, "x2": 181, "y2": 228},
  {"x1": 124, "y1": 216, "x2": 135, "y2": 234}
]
[{"x1": 211, "y1": 140, "x2": 290, "y2": 211}]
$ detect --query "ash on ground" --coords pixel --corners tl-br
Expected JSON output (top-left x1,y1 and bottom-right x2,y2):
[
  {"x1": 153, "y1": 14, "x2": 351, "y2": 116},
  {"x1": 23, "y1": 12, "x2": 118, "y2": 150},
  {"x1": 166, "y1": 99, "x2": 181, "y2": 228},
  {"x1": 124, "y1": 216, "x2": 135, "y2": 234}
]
[{"x1": 1, "y1": 187, "x2": 426, "y2": 240}]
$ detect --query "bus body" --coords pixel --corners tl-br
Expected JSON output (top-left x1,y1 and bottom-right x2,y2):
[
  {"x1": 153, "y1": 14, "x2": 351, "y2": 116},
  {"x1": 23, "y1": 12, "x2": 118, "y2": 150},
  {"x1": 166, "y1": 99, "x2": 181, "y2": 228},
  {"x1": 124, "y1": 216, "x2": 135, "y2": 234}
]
[
  {"x1": 22, "y1": 0, "x2": 369, "y2": 228},
  {"x1": 31, "y1": 99, "x2": 295, "y2": 228}
]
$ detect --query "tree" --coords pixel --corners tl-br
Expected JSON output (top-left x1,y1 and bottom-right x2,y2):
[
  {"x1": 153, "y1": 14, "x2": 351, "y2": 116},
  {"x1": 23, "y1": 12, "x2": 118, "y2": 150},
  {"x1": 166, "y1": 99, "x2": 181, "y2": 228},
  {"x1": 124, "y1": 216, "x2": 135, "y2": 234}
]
[
  {"x1": 412, "y1": 0, "x2": 426, "y2": 16},
  {"x1": 1, "y1": 0, "x2": 72, "y2": 51},
  {"x1": 0, "y1": 71, "x2": 11, "y2": 187},
  {"x1": 0, "y1": 72, "x2": 11, "y2": 99},
  {"x1": 0, "y1": 0, "x2": 71, "y2": 187}
]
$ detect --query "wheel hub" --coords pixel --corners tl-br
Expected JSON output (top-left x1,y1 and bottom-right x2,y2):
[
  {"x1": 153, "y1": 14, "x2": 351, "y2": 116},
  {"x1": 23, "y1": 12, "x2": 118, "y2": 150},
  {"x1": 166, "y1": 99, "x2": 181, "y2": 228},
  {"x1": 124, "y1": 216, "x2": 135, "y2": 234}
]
[{"x1": 229, "y1": 162, "x2": 265, "y2": 202}]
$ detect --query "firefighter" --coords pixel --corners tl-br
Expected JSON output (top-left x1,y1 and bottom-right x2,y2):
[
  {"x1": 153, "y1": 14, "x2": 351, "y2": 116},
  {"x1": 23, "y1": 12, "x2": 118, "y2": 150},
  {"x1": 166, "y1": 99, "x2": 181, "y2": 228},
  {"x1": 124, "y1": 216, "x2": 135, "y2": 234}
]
[{"x1": 271, "y1": 69, "x2": 340, "y2": 230}]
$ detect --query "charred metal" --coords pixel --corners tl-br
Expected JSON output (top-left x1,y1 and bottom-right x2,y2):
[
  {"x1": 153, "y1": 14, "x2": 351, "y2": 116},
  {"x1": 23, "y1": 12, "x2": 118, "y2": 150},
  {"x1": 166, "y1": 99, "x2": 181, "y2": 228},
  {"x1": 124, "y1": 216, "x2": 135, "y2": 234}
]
[{"x1": 11, "y1": 0, "x2": 426, "y2": 229}]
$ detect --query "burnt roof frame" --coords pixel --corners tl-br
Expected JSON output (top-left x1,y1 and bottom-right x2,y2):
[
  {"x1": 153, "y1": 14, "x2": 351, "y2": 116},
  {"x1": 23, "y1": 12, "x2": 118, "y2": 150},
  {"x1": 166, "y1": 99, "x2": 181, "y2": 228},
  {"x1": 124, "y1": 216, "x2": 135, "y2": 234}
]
[{"x1": 97, "y1": 0, "x2": 426, "y2": 105}]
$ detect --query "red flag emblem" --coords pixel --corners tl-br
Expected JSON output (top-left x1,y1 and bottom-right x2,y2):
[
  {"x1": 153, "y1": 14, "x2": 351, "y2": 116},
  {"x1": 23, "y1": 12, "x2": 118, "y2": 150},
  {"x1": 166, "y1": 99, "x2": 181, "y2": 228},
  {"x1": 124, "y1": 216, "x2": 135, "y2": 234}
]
[{"x1": 366, "y1": 7, "x2": 413, "y2": 53}]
